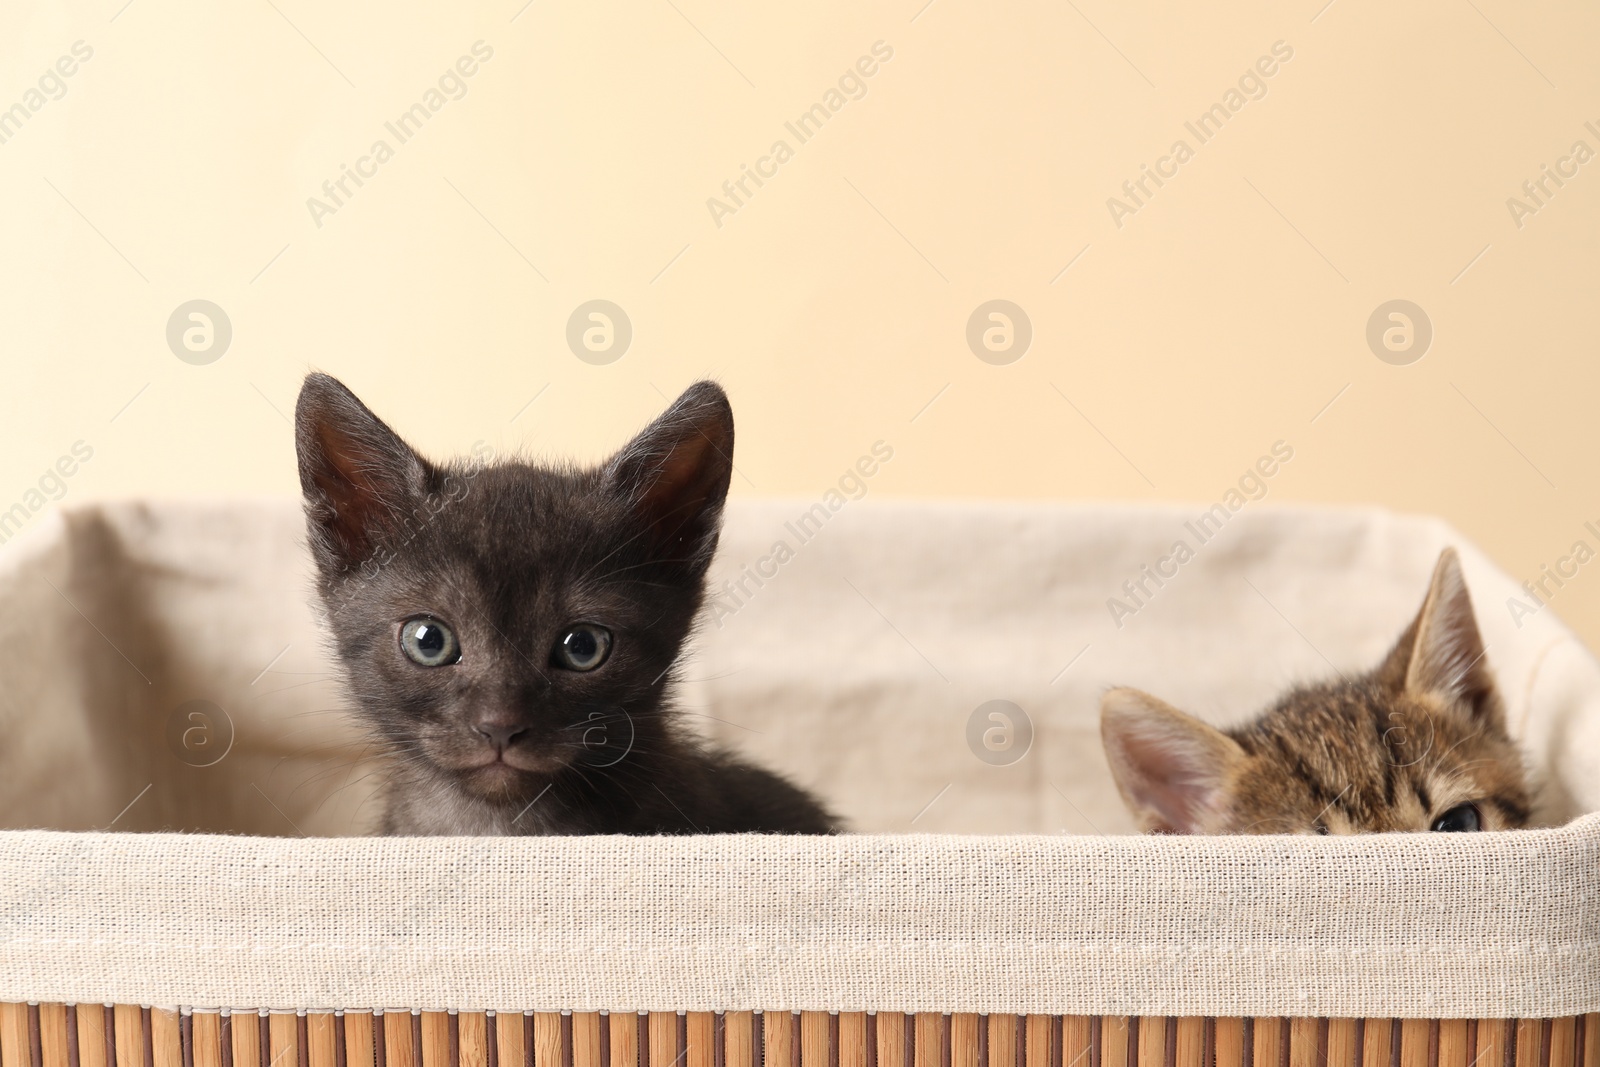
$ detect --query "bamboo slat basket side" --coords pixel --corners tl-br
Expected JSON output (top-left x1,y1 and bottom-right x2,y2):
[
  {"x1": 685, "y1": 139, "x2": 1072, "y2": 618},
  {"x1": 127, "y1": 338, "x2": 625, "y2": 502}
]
[{"x1": 0, "y1": 1009, "x2": 1594, "y2": 1067}]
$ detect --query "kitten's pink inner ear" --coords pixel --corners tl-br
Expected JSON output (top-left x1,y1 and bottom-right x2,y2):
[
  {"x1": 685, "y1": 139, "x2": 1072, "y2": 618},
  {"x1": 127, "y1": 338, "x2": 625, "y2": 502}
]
[
  {"x1": 636, "y1": 427, "x2": 730, "y2": 528},
  {"x1": 309, "y1": 427, "x2": 398, "y2": 546},
  {"x1": 1400, "y1": 548, "x2": 1497, "y2": 718},
  {"x1": 295, "y1": 373, "x2": 428, "y2": 564},
  {"x1": 609, "y1": 382, "x2": 734, "y2": 557},
  {"x1": 1101, "y1": 688, "x2": 1243, "y2": 834}
]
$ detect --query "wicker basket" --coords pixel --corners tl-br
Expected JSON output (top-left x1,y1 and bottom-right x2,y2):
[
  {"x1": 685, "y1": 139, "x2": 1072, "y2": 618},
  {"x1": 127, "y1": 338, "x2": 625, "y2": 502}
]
[
  {"x1": 1, "y1": 1007, "x2": 1594, "y2": 1067},
  {"x1": 0, "y1": 501, "x2": 1595, "y2": 1053}
]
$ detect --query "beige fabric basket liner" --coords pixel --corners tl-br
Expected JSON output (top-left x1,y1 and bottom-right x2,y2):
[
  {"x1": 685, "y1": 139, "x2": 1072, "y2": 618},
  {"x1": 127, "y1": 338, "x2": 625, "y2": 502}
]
[{"x1": 0, "y1": 498, "x2": 1595, "y2": 1016}]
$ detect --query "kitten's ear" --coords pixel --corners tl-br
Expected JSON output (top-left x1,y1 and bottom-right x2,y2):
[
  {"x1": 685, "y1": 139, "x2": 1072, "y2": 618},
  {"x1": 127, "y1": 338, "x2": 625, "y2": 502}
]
[
  {"x1": 1378, "y1": 548, "x2": 1501, "y2": 726},
  {"x1": 604, "y1": 381, "x2": 734, "y2": 573},
  {"x1": 1100, "y1": 687, "x2": 1246, "y2": 834},
  {"x1": 295, "y1": 373, "x2": 431, "y2": 568}
]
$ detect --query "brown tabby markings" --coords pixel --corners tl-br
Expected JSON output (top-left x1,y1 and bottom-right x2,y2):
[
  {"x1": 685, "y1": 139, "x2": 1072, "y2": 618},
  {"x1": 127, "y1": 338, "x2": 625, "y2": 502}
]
[{"x1": 1101, "y1": 548, "x2": 1531, "y2": 835}]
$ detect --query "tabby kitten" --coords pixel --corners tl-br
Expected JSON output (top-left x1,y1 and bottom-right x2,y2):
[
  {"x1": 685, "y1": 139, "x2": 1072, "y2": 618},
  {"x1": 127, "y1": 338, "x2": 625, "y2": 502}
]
[
  {"x1": 295, "y1": 373, "x2": 835, "y2": 835},
  {"x1": 1101, "y1": 548, "x2": 1530, "y2": 835}
]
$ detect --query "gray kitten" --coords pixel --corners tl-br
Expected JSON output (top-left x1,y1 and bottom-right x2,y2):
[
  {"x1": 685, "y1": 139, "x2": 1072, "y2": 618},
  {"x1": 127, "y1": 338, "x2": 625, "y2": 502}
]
[{"x1": 295, "y1": 373, "x2": 835, "y2": 835}]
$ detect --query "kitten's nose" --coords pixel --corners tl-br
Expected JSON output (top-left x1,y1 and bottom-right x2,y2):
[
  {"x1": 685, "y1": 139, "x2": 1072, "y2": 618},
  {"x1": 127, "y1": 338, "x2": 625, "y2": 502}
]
[{"x1": 473, "y1": 721, "x2": 526, "y2": 749}]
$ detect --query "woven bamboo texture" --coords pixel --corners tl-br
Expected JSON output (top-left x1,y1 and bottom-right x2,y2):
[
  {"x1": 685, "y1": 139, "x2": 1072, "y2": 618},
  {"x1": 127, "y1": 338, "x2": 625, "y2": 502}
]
[{"x1": 1, "y1": 1008, "x2": 1594, "y2": 1067}]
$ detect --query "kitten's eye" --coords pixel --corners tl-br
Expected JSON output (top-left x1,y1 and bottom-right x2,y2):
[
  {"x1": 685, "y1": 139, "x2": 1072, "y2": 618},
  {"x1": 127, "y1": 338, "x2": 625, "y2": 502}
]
[
  {"x1": 1314, "y1": 823, "x2": 1330, "y2": 836},
  {"x1": 1431, "y1": 803, "x2": 1482, "y2": 832},
  {"x1": 553, "y1": 624, "x2": 612, "y2": 672},
  {"x1": 400, "y1": 617, "x2": 461, "y2": 667}
]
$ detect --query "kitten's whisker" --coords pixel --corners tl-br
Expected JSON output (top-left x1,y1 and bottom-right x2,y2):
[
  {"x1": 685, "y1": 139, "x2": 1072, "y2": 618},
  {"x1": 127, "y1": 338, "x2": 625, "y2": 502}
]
[
  {"x1": 279, "y1": 739, "x2": 390, "y2": 794},
  {"x1": 276, "y1": 706, "x2": 355, "y2": 720},
  {"x1": 577, "y1": 559, "x2": 675, "y2": 583},
  {"x1": 1435, "y1": 725, "x2": 1488, "y2": 762},
  {"x1": 257, "y1": 677, "x2": 343, "y2": 696},
  {"x1": 664, "y1": 668, "x2": 743, "y2": 685},
  {"x1": 294, "y1": 760, "x2": 382, "y2": 810},
  {"x1": 665, "y1": 709, "x2": 765, "y2": 735},
  {"x1": 569, "y1": 515, "x2": 679, "y2": 588},
  {"x1": 1236, "y1": 813, "x2": 1303, "y2": 834}
]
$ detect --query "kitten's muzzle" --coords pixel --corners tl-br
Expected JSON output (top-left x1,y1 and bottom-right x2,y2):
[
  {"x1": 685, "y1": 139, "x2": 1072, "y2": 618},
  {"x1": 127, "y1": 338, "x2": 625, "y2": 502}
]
[
  {"x1": 472, "y1": 720, "x2": 527, "y2": 750},
  {"x1": 461, "y1": 717, "x2": 571, "y2": 775}
]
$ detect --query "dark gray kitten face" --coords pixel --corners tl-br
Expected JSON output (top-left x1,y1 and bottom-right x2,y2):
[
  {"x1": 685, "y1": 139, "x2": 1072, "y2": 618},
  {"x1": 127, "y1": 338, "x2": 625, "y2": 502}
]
[
  {"x1": 312, "y1": 464, "x2": 710, "y2": 807},
  {"x1": 296, "y1": 374, "x2": 751, "y2": 827}
]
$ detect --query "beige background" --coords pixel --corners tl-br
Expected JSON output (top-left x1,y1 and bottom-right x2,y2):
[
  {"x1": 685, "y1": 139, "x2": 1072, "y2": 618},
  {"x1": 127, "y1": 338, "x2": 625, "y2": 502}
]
[{"x1": 1, "y1": 0, "x2": 1598, "y2": 645}]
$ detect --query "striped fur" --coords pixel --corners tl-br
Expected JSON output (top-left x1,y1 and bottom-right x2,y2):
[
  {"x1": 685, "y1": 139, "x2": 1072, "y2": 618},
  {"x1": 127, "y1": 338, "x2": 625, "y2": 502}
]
[{"x1": 1101, "y1": 549, "x2": 1531, "y2": 835}]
